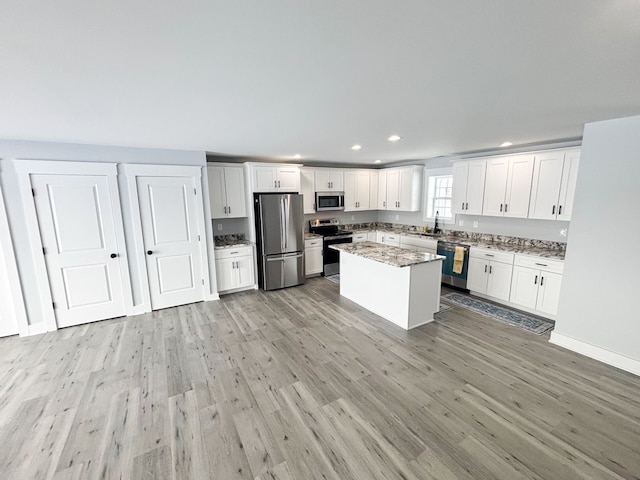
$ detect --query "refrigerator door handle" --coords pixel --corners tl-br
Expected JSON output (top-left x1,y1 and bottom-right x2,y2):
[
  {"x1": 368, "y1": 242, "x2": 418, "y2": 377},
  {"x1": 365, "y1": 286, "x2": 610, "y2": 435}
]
[
  {"x1": 284, "y1": 196, "x2": 289, "y2": 250},
  {"x1": 280, "y1": 198, "x2": 286, "y2": 252}
]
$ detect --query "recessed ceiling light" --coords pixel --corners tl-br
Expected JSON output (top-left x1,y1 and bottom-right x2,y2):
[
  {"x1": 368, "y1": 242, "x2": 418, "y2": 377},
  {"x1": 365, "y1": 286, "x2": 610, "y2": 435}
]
[
  {"x1": 374, "y1": 159, "x2": 382, "y2": 164},
  {"x1": 388, "y1": 134, "x2": 402, "y2": 142},
  {"x1": 500, "y1": 141, "x2": 513, "y2": 147},
  {"x1": 293, "y1": 154, "x2": 302, "y2": 159},
  {"x1": 351, "y1": 144, "x2": 362, "y2": 151}
]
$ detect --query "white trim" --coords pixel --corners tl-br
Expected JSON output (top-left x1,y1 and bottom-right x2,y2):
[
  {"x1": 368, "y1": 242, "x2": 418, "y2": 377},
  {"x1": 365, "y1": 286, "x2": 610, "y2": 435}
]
[
  {"x1": 200, "y1": 166, "x2": 219, "y2": 300},
  {"x1": 27, "y1": 322, "x2": 47, "y2": 336},
  {"x1": 549, "y1": 332, "x2": 640, "y2": 377},
  {"x1": 120, "y1": 163, "x2": 201, "y2": 177},
  {"x1": 0, "y1": 179, "x2": 29, "y2": 337},
  {"x1": 13, "y1": 159, "x2": 132, "y2": 332},
  {"x1": 423, "y1": 166, "x2": 456, "y2": 225}
]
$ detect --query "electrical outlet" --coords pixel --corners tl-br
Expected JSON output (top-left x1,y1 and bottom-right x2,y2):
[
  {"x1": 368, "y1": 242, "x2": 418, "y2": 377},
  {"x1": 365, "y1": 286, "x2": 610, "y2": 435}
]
[
  {"x1": 217, "y1": 223, "x2": 223, "y2": 231},
  {"x1": 560, "y1": 228, "x2": 567, "y2": 237},
  {"x1": 473, "y1": 221, "x2": 479, "y2": 228},
  {"x1": 458, "y1": 220, "x2": 464, "y2": 226}
]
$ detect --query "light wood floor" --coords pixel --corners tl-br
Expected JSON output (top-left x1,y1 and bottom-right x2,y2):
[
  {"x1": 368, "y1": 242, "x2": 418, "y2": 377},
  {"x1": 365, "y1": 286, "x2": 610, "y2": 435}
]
[{"x1": 1, "y1": 278, "x2": 639, "y2": 480}]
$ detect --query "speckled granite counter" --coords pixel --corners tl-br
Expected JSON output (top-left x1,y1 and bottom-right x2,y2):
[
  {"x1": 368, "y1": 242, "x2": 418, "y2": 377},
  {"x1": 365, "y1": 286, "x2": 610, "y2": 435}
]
[
  {"x1": 330, "y1": 242, "x2": 444, "y2": 268},
  {"x1": 304, "y1": 232, "x2": 322, "y2": 240},
  {"x1": 214, "y1": 235, "x2": 252, "y2": 249}
]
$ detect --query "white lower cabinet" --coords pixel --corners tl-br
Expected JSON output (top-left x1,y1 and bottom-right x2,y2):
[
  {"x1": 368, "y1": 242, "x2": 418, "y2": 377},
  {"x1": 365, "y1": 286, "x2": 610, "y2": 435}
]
[
  {"x1": 305, "y1": 238, "x2": 323, "y2": 276},
  {"x1": 375, "y1": 231, "x2": 400, "y2": 246},
  {"x1": 367, "y1": 231, "x2": 377, "y2": 242},
  {"x1": 352, "y1": 232, "x2": 369, "y2": 243},
  {"x1": 467, "y1": 248, "x2": 514, "y2": 302},
  {"x1": 215, "y1": 246, "x2": 255, "y2": 293},
  {"x1": 399, "y1": 235, "x2": 438, "y2": 254},
  {"x1": 509, "y1": 255, "x2": 564, "y2": 316}
]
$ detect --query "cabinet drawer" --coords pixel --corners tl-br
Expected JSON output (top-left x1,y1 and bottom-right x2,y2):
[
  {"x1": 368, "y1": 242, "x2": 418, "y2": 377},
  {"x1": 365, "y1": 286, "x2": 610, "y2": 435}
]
[
  {"x1": 305, "y1": 238, "x2": 322, "y2": 248},
  {"x1": 352, "y1": 232, "x2": 369, "y2": 242},
  {"x1": 469, "y1": 247, "x2": 514, "y2": 265},
  {"x1": 514, "y1": 254, "x2": 564, "y2": 274},
  {"x1": 216, "y1": 245, "x2": 252, "y2": 259}
]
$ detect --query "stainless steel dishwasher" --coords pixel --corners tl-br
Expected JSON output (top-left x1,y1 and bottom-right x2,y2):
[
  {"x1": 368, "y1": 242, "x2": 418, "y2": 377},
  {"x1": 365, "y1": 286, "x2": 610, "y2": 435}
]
[{"x1": 437, "y1": 240, "x2": 470, "y2": 289}]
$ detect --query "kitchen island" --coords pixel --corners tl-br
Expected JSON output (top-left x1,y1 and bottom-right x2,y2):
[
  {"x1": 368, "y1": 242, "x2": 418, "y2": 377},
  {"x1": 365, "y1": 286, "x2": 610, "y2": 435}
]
[{"x1": 330, "y1": 242, "x2": 444, "y2": 330}]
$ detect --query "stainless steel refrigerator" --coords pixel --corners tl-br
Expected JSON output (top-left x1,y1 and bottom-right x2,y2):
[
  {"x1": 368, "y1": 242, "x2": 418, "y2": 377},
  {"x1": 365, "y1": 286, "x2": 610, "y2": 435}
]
[{"x1": 254, "y1": 193, "x2": 305, "y2": 290}]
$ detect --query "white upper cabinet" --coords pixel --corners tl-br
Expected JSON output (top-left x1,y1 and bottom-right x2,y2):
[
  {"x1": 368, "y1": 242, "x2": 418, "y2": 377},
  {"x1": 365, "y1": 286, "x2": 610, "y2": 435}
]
[
  {"x1": 251, "y1": 164, "x2": 300, "y2": 192},
  {"x1": 529, "y1": 149, "x2": 580, "y2": 221},
  {"x1": 384, "y1": 166, "x2": 423, "y2": 212},
  {"x1": 300, "y1": 167, "x2": 316, "y2": 214},
  {"x1": 377, "y1": 170, "x2": 388, "y2": 209},
  {"x1": 483, "y1": 154, "x2": 534, "y2": 218},
  {"x1": 344, "y1": 170, "x2": 371, "y2": 211},
  {"x1": 369, "y1": 171, "x2": 379, "y2": 209},
  {"x1": 207, "y1": 165, "x2": 247, "y2": 219},
  {"x1": 315, "y1": 169, "x2": 344, "y2": 192},
  {"x1": 452, "y1": 160, "x2": 486, "y2": 215}
]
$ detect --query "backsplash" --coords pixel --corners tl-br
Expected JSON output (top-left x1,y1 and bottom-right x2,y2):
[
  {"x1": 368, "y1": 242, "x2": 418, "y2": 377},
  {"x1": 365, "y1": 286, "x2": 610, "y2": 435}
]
[{"x1": 342, "y1": 222, "x2": 567, "y2": 252}]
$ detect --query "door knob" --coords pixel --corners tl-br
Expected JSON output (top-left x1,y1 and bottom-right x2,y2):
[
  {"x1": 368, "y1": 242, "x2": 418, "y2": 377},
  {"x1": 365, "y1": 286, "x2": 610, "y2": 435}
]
[
  {"x1": 147, "y1": 250, "x2": 153, "y2": 255},
  {"x1": 110, "y1": 253, "x2": 118, "y2": 258}
]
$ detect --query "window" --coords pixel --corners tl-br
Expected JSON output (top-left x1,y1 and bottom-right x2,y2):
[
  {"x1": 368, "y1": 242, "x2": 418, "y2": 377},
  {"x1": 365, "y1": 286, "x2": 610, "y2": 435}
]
[{"x1": 423, "y1": 168, "x2": 454, "y2": 223}]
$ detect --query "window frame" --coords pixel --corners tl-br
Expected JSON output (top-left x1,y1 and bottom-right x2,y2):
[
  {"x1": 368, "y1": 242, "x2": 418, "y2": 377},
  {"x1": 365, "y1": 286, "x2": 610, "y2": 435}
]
[{"x1": 423, "y1": 167, "x2": 456, "y2": 225}]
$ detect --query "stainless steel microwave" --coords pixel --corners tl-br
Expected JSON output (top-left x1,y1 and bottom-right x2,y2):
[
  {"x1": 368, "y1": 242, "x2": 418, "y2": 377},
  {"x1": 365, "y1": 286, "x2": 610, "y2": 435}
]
[{"x1": 315, "y1": 192, "x2": 345, "y2": 211}]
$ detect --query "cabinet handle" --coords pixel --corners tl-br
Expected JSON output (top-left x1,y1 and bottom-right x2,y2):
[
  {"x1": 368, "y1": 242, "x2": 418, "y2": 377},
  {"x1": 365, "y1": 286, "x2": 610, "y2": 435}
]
[
  {"x1": 552, "y1": 205, "x2": 556, "y2": 215},
  {"x1": 489, "y1": 266, "x2": 492, "y2": 274},
  {"x1": 534, "y1": 262, "x2": 548, "y2": 267},
  {"x1": 465, "y1": 202, "x2": 468, "y2": 210},
  {"x1": 274, "y1": 180, "x2": 277, "y2": 188},
  {"x1": 500, "y1": 203, "x2": 503, "y2": 212},
  {"x1": 228, "y1": 206, "x2": 231, "y2": 214},
  {"x1": 278, "y1": 180, "x2": 281, "y2": 188},
  {"x1": 383, "y1": 201, "x2": 386, "y2": 207},
  {"x1": 462, "y1": 202, "x2": 465, "y2": 210},
  {"x1": 223, "y1": 206, "x2": 227, "y2": 214},
  {"x1": 558, "y1": 205, "x2": 562, "y2": 215},
  {"x1": 534, "y1": 275, "x2": 538, "y2": 285},
  {"x1": 484, "y1": 265, "x2": 487, "y2": 273},
  {"x1": 504, "y1": 204, "x2": 508, "y2": 213},
  {"x1": 540, "y1": 276, "x2": 544, "y2": 286},
  {"x1": 485, "y1": 254, "x2": 494, "y2": 257}
]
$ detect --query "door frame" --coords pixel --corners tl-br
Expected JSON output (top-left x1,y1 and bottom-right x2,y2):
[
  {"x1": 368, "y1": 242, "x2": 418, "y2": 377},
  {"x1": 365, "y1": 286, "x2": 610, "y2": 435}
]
[
  {"x1": 0, "y1": 177, "x2": 28, "y2": 336},
  {"x1": 120, "y1": 164, "x2": 214, "y2": 314},
  {"x1": 15, "y1": 160, "x2": 133, "y2": 333}
]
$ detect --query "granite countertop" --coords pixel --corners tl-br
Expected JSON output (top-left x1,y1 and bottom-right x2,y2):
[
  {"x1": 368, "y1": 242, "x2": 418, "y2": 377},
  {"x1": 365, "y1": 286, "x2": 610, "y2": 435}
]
[
  {"x1": 304, "y1": 232, "x2": 322, "y2": 239},
  {"x1": 214, "y1": 239, "x2": 253, "y2": 249},
  {"x1": 330, "y1": 241, "x2": 445, "y2": 268}
]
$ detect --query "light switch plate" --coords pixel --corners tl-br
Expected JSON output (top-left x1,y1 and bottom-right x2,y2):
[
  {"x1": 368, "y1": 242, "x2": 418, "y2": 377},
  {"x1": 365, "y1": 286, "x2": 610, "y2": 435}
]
[
  {"x1": 458, "y1": 220, "x2": 464, "y2": 226},
  {"x1": 217, "y1": 224, "x2": 223, "y2": 231},
  {"x1": 473, "y1": 221, "x2": 479, "y2": 228}
]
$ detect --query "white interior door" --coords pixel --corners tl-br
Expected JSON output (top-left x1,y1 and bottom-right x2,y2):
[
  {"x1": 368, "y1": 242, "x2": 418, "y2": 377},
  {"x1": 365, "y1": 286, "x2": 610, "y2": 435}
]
[
  {"x1": 137, "y1": 176, "x2": 203, "y2": 310},
  {"x1": 31, "y1": 174, "x2": 127, "y2": 328}
]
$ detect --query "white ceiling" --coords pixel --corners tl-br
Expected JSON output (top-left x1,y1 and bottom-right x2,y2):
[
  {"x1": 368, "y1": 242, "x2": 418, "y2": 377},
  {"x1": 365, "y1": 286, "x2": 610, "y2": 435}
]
[{"x1": 1, "y1": 1, "x2": 639, "y2": 164}]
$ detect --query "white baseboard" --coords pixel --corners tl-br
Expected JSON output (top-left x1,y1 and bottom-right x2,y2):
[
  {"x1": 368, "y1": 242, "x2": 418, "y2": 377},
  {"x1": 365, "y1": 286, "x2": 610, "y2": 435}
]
[
  {"x1": 549, "y1": 332, "x2": 640, "y2": 376},
  {"x1": 26, "y1": 323, "x2": 48, "y2": 336}
]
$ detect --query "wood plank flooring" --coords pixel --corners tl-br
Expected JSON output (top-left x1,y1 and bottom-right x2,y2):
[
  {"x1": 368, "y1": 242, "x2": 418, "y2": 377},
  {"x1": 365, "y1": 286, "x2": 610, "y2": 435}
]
[{"x1": 1, "y1": 278, "x2": 639, "y2": 479}]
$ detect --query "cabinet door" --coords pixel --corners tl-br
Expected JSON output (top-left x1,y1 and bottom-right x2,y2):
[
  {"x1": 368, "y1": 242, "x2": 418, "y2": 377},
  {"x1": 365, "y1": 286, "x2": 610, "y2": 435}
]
[
  {"x1": 352, "y1": 233, "x2": 368, "y2": 243},
  {"x1": 536, "y1": 271, "x2": 562, "y2": 315},
  {"x1": 509, "y1": 266, "x2": 539, "y2": 309},
  {"x1": 207, "y1": 166, "x2": 228, "y2": 219},
  {"x1": 384, "y1": 234, "x2": 400, "y2": 246},
  {"x1": 375, "y1": 231, "x2": 385, "y2": 243},
  {"x1": 356, "y1": 170, "x2": 370, "y2": 210},
  {"x1": 528, "y1": 152, "x2": 564, "y2": 220},
  {"x1": 367, "y1": 231, "x2": 377, "y2": 242},
  {"x1": 483, "y1": 158, "x2": 509, "y2": 216},
  {"x1": 254, "y1": 166, "x2": 278, "y2": 192},
  {"x1": 305, "y1": 248, "x2": 323, "y2": 275},
  {"x1": 452, "y1": 162, "x2": 469, "y2": 215},
  {"x1": 369, "y1": 171, "x2": 378, "y2": 210},
  {"x1": 466, "y1": 257, "x2": 488, "y2": 294},
  {"x1": 215, "y1": 257, "x2": 237, "y2": 291},
  {"x1": 235, "y1": 255, "x2": 255, "y2": 289},
  {"x1": 277, "y1": 167, "x2": 300, "y2": 191},
  {"x1": 557, "y1": 150, "x2": 580, "y2": 221},
  {"x1": 377, "y1": 171, "x2": 388, "y2": 209},
  {"x1": 343, "y1": 171, "x2": 357, "y2": 211},
  {"x1": 397, "y1": 168, "x2": 418, "y2": 211},
  {"x1": 386, "y1": 170, "x2": 400, "y2": 210},
  {"x1": 330, "y1": 171, "x2": 344, "y2": 191},
  {"x1": 486, "y1": 261, "x2": 513, "y2": 301},
  {"x1": 315, "y1": 170, "x2": 331, "y2": 191},
  {"x1": 224, "y1": 167, "x2": 246, "y2": 218},
  {"x1": 300, "y1": 168, "x2": 316, "y2": 214},
  {"x1": 466, "y1": 160, "x2": 487, "y2": 215},
  {"x1": 504, "y1": 155, "x2": 534, "y2": 218}
]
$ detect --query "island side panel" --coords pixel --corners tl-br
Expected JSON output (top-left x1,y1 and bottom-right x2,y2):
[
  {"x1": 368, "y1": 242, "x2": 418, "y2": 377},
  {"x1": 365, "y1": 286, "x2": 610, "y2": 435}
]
[
  {"x1": 340, "y1": 251, "x2": 411, "y2": 329},
  {"x1": 407, "y1": 259, "x2": 443, "y2": 329}
]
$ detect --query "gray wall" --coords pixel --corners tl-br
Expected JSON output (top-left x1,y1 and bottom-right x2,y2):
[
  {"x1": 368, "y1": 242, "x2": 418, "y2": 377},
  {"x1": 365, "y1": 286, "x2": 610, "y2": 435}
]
[
  {"x1": 0, "y1": 139, "x2": 206, "y2": 328},
  {"x1": 554, "y1": 115, "x2": 640, "y2": 362}
]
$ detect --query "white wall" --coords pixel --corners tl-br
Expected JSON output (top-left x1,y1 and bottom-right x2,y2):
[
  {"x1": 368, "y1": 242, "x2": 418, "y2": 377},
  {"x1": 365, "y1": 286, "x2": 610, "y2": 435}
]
[
  {"x1": 0, "y1": 139, "x2": 206, "y2": 329},
  {"x1": 552, "y1": 115, "x2": 640, "y2": 373}
]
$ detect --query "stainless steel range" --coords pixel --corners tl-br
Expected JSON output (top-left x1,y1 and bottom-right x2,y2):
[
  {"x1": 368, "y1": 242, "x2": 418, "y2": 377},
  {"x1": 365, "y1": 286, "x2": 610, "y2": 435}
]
[{"x1": 309, "y1": 218, "x2": 353, "y2": 276}]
